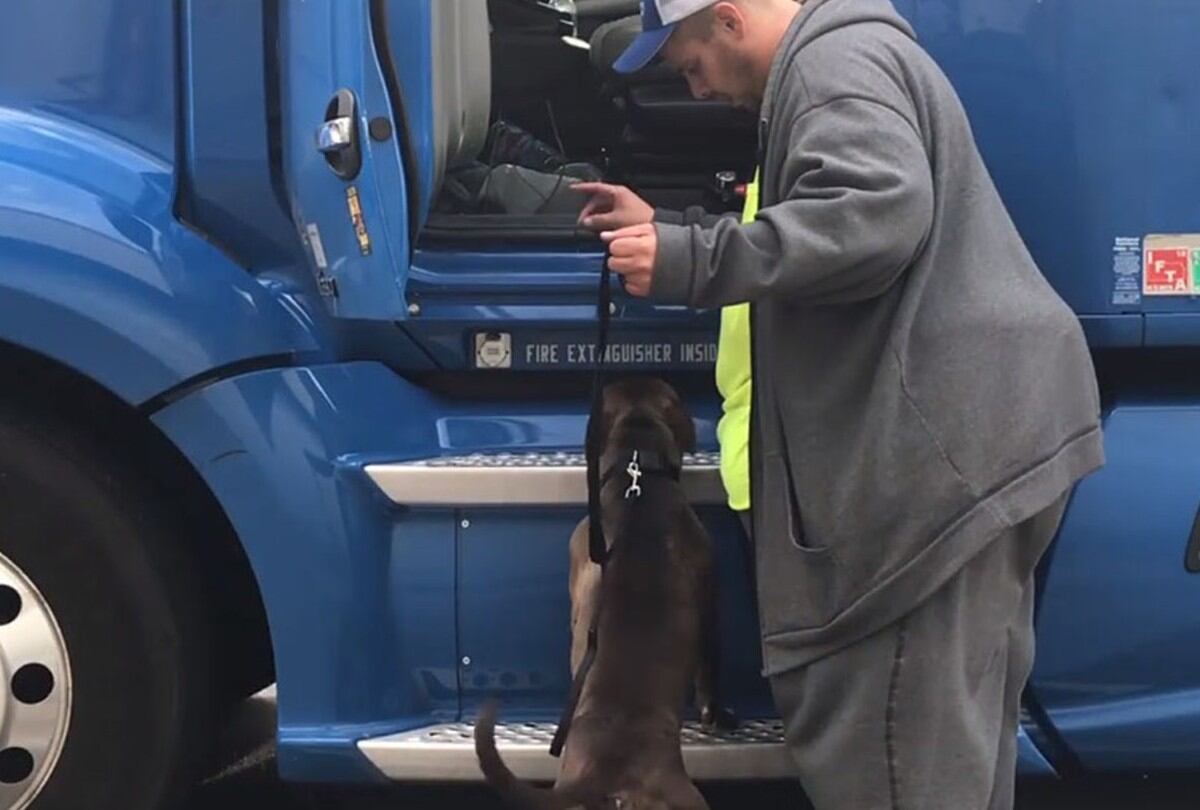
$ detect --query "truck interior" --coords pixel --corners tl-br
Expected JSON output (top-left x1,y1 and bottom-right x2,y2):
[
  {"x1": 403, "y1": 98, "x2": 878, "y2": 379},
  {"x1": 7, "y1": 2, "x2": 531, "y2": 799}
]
[{"x1": 419, "y1": 0, "x2": 759, "y2": 242}]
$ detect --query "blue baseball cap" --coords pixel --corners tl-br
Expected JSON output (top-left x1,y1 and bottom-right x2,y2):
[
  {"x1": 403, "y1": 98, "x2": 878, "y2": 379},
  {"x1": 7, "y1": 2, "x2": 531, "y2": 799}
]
[{"x1": 612, "y1": 0, "x2": 721, "y2": 74}]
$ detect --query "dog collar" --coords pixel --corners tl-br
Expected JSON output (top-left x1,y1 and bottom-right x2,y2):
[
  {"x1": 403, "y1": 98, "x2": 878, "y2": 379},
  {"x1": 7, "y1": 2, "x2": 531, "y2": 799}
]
[{"x1": 600, "y1": 449, "x2": 681, "y2": 499}]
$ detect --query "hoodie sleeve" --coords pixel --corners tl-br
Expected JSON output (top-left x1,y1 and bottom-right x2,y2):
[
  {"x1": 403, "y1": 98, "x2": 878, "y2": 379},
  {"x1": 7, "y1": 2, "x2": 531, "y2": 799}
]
[
  {"x1": 653, "y1": 206, "x2": 734, "y2": 229},
  {"x1": 649, "y1": 96, "x2": 934, "y2": 308}
]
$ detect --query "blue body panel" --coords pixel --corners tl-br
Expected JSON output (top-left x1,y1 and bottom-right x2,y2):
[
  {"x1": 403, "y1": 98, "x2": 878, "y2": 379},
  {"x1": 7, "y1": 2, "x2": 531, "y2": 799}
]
[
  {"x1": 902, "y1": 0, "x2": 1200, "y2": 345},
  {"x1": 1016, "y1": 728, "x2": 1057, "y2": 777},
  {"x1": 0, "y1": 0, "x2": 175, "y2": 162},
  {"x1": 276, "y1": 0, "x2": 414, "y2": 322},
  {"x1": 1032, "y1": 402, "x2": 1200, "y2": 771},
  {"x1": 0, "y1": 107, "x2": 318, "y2": 405},
  {"x1": 457, "y1": 503, "x2": 772, "y2": 721},
  {"x1": 180, "y1": 0, "x2": 303, "y2": 271},
  {"x1": 406, "y1": 247, "x2": 716, "y2": 369},
  {"x1": 382, "y1": 1, "x2": 436, "y2": 221},
  {"x1": 151, "y1": 362, "x2": 454, "y2": 781}
]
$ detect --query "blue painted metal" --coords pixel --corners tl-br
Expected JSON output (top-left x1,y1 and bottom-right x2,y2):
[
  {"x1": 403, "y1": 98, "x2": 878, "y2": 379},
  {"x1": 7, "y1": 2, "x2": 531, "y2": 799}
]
[
  {"x1": 380, "y1": 1, "x2": 436, "y2": 221},
  {"x1": 179, "y1": 0, "x2": 304, "y2": 271},
  {"x1": 0, "y1": 106, "x2": 319, "y2": 406},
  {"x1": 406, "y1": 247, "x2": 717, "y2": 368},
  {"x1": 436, "y1": 403, "x2": 719, "y2": 455},
  {"x1": 1145, "y1": 315, "x2": 1200, "y2": 347},
  {"x1": 457, "y1": 503, "x2": 774, "y2": 721},
  {"x1": 1031, "y1": 403, "x2": 1200, "y2": 770},
  {"x1": 409, "y1": 247, "x2": 610, "y2": 294},
  {"x1": 899, "y1": 0, "x2": 1200, "y2": 347},
  {"x1": 151, "y1": 362, "x2": 455, "y2": 781},
  {"x1": 1079, "y1": 315, "x2": 1144, "y2": 349},
  {"x1": 1017, "y1": 727, "x2": 1058, "y2": 778},
  {"x1": 276, "y1": 0, "x2": 414, "y2": 322},
  {"x1": 0, "y1": 0, "x2": 175, "y2": 161}
]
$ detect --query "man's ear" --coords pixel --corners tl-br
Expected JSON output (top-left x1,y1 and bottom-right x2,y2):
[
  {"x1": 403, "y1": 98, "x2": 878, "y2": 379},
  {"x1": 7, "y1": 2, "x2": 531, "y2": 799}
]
[{"x1": 712, "y1": 1, "x2": 747, "y2": 36}]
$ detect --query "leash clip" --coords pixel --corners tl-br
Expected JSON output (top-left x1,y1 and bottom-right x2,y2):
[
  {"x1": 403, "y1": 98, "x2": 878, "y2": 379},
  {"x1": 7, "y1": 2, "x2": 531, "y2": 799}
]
[{"x1": 623, "y1": 451, "x2": 643, "y2": 499}]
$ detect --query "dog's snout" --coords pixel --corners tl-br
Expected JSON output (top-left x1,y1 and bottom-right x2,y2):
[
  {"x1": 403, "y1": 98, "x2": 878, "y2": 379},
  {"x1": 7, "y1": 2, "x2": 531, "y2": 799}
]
[
  {"x1": 610, "y1": 410, "x2": 675, "y2": 453},
  {"x1": 615, "y1": 410, "x2": 659, "y2": 432}
]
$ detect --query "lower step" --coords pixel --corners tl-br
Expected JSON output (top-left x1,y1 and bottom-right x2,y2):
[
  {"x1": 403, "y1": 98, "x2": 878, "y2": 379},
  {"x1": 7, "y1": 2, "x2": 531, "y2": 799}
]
[
  {"x1": 364, "y1": 451, "x2": 726, "y2": 506},
  {"x1": 357, "y1": 718, "x2": 792, "y2": 782}
]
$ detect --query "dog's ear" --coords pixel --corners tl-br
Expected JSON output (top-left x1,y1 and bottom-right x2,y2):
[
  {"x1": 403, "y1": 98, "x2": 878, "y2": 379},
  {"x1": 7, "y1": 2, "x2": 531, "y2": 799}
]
[
  {"x1": 657, "y1": 387, "x2": 696, "y2": 454},
  {"x1": 591, "y1": 379, "x2": 638, "y2": 451}
]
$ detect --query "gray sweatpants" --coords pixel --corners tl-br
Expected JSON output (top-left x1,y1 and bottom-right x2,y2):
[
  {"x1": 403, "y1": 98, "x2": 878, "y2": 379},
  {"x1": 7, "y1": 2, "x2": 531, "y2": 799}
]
[{"x1": 768, "y1": 495, "x2": 1069, "y2": 810}]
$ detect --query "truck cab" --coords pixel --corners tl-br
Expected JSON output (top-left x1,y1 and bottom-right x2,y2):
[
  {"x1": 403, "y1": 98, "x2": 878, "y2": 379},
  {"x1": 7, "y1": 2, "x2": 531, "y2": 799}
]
[{"x1": 0, "y1": 1, "x2": 1198, "y2": 807}]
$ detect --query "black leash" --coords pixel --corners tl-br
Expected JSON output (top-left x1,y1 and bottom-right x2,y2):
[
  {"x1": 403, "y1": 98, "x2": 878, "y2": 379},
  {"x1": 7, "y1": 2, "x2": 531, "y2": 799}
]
[
  {"x1": 550, "y1": 250, "x2": 614, "y2": 758},
  {"x1": 586, "y1": 252, "x2": 614, "y2": 568},
  {"x1": 549, "y1": 251, "x2": 683, "y2": 758}
]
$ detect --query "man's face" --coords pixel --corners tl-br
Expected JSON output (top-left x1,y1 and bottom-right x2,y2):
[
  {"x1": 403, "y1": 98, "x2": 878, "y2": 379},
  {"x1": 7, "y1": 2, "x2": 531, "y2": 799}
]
[{"x1": 660, "y1": 12, "x2": 760, "y2": 110}]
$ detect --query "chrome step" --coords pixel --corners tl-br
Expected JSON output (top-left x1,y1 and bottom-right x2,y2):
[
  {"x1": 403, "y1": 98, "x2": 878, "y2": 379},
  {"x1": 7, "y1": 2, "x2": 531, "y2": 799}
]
[
  {"x1": 357, "y1": 718, "x2": 792, "y2": 782},
  {"x1": 365, "y1": 451, "x2": 725, "y2": 507}
]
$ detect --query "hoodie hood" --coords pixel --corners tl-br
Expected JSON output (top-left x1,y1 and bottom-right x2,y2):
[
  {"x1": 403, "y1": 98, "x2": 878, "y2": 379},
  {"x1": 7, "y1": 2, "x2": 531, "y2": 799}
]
[{"x1": 760, "y1": 0, "x2": 918, "y2": 126}]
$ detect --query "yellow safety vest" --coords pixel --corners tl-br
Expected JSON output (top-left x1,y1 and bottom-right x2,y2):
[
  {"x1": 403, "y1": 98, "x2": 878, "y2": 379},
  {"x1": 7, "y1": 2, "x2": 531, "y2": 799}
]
[{"x1": 715, "y1": 171, "x2": 758, "y2": 511}]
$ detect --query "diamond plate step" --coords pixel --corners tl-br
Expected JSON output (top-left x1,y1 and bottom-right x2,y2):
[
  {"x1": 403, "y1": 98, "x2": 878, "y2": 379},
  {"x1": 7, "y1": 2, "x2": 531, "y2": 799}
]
[
  {"x1": 357, "y1": 718, "x2": 791, "y2": 782},
  {"x1": 365, "y1": 451, "x2": 725, "y2": 506}
]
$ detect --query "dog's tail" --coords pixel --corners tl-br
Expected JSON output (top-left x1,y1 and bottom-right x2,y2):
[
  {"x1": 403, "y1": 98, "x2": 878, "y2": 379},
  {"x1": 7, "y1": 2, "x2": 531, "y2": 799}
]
[{"x1": 474, "y1": 700, "x2": 587, "y2": 810}]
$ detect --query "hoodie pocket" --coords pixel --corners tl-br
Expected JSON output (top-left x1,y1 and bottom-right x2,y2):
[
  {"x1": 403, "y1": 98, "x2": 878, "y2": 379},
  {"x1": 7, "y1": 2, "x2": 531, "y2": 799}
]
[
  {"x1": 779, "y1": 441, "x2": 821, "y2": 553},
  {"x1": 756, "y1": 451, "x2": 841, "y2": 634}
]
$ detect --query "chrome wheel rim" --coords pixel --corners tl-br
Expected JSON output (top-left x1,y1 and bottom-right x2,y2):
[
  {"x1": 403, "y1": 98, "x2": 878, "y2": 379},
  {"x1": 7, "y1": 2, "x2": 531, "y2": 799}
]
[{"x1": 0, "y1": 550, "x2": 71, "y2": 810}]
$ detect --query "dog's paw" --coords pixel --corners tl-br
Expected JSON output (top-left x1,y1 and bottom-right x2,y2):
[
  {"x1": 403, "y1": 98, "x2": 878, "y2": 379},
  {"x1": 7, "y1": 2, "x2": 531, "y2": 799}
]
[{"x1": 701, "y1": 705, "x2": 738, "y2": 732}]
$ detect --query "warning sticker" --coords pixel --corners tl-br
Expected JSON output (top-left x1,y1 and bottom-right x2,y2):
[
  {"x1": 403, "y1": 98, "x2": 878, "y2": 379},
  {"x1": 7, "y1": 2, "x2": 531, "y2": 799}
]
[
  {"x1": 1144, "y1": 235, "x2": 1200, "y2": 296},
  {"x1": 1145, "y1": 248, "x2": 1190, "y2": 294},
  {"x1": 1112, "y1": 237, "x2": 1141, "y2": 306},
  {"x1": 345, "y1": 186, "x2": 372, "y2": 256}
]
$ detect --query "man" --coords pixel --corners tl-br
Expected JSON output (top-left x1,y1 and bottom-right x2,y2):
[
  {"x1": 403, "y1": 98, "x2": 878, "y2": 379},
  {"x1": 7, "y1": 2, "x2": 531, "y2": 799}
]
[{"x1": 573, "y1": 1, "x2": 1104, "y2": 808}]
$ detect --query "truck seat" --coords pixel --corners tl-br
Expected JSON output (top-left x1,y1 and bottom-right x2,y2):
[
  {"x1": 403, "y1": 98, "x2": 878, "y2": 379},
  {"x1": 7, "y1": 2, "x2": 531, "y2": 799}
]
[
  {"x1": 575, "y1": 0, "x2": 641, "y2": 38},
  {"x1": 431, "y1": 0, "x2": 602, "y2": 217},
  {"x1": 430, "y1": 0, "x2": 493, "y2": 200}
]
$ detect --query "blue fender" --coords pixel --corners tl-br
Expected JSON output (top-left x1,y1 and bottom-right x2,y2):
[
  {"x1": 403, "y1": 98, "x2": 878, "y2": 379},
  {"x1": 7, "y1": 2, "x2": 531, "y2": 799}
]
[
  {"x1": 149, "y1": 361, "x2": 458, "y2": 782},
  {"x1": 0, "y1": 107, "x2": 320, "y2": 406}
]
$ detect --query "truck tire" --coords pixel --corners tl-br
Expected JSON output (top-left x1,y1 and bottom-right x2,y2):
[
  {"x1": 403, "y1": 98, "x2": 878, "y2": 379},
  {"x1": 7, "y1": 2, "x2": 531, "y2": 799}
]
[{"x1": 0, "y1": 409, "x2": 212, "y2": 810}]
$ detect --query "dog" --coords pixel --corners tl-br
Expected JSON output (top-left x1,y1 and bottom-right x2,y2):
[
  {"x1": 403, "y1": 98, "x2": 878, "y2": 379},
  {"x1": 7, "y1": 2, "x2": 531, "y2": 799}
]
[{"x1": 475, "y1": 377, "x2": 734, "y2": 810}]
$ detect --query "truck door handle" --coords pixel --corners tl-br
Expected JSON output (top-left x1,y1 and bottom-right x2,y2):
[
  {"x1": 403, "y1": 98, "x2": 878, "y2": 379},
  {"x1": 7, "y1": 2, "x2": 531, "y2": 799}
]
[
  {"x1": 316, "y1": 88, "x2": 362, "y2": 180},
  {"x1": 317, "y1": 117, "x2": 354, "y2": 153}
]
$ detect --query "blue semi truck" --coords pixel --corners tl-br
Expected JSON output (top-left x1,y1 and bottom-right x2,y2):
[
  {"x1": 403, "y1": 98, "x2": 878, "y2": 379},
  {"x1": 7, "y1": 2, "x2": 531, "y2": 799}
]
[{"x1": 0, "y1": 0, "x2": 1198, "y2": 807}]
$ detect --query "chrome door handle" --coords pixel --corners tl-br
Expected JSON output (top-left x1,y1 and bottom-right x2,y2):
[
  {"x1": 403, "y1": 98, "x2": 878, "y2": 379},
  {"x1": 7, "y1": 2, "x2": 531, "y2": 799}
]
[
  {"x1": 317, "y1": 116, "x2": 354, "y2": 153},
  {"x1": 317, "y1": 89, "x2": 361, "y2": 180}
]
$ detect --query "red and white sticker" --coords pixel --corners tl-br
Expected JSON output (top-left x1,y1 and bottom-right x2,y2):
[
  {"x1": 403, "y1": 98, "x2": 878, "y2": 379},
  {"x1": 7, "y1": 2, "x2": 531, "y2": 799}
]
[{"x1": 1144, "y1": 235, "x2": 1200, "y2": 296}]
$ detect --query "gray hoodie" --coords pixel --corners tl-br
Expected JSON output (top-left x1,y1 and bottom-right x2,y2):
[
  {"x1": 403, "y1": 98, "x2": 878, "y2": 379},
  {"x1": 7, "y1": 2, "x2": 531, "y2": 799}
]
[{"x1": 650, "y1": 0, "x2": 1104, "y2": 675}]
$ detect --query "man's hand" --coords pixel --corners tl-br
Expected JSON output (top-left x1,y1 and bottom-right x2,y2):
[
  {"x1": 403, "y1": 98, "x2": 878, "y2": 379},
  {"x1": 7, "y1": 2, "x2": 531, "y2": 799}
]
[
  {"x1": 601, "y1": 224, "x2": 658, "y2": 297},
  {"x1": 572, "y1": 182, "x2": 654, "y2": 232}
]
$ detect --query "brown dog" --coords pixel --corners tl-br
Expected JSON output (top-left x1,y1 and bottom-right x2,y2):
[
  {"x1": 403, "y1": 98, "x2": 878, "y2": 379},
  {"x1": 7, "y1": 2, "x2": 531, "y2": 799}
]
[{"x1": 475, "y1": 377, "x2": 733, "y2": 810}]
